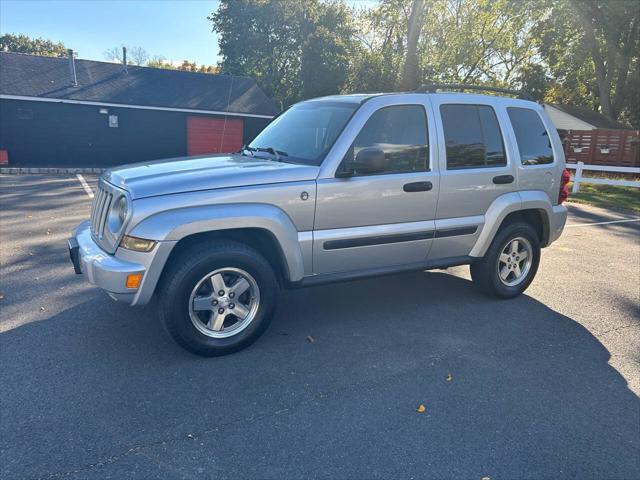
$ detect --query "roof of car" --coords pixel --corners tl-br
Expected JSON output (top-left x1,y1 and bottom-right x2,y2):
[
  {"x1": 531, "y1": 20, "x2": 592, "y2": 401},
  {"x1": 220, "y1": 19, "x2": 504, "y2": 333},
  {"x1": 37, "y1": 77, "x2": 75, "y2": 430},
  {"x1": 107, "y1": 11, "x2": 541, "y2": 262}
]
[{"x1": 311, "y1": 91, "x2": 539, "y2": 107}]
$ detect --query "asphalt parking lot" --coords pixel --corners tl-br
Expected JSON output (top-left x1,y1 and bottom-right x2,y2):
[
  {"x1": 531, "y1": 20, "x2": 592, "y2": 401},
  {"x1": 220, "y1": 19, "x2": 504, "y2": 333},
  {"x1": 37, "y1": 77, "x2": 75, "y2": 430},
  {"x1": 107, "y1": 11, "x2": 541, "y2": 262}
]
[{"x1": 1, "y1": 174, "x2": 639, "y2": 480}]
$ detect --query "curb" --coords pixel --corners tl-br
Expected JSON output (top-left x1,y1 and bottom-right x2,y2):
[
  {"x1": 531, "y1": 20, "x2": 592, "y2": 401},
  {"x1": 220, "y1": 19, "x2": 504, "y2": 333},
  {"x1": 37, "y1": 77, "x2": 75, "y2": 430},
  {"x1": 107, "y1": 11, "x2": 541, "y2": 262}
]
[{"x1": 0, "y1": 167, "x2": 105, "y2": 175}]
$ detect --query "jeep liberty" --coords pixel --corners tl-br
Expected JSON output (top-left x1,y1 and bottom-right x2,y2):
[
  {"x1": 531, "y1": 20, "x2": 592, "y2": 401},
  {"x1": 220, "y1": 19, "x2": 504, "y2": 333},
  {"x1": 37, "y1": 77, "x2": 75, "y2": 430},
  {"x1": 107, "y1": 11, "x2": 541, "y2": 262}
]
[{"x1": 68, "y1": 87, "x2": 570, "y2": 356}]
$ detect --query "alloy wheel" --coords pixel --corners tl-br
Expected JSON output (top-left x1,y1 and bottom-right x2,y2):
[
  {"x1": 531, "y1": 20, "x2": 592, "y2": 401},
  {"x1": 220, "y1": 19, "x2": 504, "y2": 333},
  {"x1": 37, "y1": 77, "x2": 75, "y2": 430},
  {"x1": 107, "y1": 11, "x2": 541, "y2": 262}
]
[
  {"x1": 496, "y1": 236, "x2": 533, "y2": 287},
  {"x1": 188, "y1": 267, "x2": 260, "y2": 338}
]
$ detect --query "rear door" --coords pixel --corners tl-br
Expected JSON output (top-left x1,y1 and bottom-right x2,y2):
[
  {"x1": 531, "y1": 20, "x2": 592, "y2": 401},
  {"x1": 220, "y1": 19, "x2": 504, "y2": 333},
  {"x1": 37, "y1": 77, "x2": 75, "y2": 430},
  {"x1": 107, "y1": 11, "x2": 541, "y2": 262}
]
[{"x1": 427, "y1": 95, "x2": 517, "y2": 260}]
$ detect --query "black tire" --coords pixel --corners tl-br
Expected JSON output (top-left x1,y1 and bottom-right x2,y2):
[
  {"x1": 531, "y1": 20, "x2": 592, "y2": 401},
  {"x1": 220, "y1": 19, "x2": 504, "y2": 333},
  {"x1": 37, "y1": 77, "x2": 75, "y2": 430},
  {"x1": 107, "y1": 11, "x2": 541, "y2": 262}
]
[
  {"x1": 158, "y1": 240, "x2": 278, "y2": 356},
  {"x1": 470, "y1": 221, "x2": 541, "y2": 299}
]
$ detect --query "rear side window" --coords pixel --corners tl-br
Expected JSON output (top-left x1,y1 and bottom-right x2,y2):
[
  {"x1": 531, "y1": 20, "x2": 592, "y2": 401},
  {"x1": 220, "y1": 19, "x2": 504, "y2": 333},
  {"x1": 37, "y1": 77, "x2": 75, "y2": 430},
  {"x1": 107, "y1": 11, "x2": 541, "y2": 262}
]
[
  {"x1": 507, "y1": 107, "x2": 554, "y2": 165},
  {"x1": 440, "y1": 104, "x2": 506, "y2": 169}
]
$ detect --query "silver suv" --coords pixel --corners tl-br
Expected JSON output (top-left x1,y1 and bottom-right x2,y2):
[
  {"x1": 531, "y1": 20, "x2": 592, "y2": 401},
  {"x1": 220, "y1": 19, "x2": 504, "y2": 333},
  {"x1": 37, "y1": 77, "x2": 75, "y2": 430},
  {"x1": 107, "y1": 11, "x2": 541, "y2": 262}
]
[{"x1": 68, "y1": 88, "x2": 569, "y2": 356}]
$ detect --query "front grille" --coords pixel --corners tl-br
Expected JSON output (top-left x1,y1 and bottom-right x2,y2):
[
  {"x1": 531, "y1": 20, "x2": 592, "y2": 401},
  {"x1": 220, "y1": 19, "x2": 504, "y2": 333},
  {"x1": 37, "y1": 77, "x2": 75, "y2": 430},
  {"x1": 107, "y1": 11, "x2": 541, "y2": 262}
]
[
  {"x1": 90, "y1": 183, "x2": 114, "y2": 241},
  {"x1": 89, "y1": 179, "x2": 126, "y2": 253}
]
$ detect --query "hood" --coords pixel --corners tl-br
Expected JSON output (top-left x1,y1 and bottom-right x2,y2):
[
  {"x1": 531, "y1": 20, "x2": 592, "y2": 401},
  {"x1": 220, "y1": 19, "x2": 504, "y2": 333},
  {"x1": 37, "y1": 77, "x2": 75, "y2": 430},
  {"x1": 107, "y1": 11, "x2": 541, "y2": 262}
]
[{"x1": 104, "y1": 154, "x2": 320, "y2": 199}]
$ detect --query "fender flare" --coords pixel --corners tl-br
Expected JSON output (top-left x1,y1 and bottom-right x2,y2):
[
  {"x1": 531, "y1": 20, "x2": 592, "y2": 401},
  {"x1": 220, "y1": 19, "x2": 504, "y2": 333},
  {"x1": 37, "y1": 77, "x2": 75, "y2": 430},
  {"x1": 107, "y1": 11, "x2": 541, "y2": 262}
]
[
  {"x1": 469, "y1": 191, "x2": 553, "y2": 257},
  {"x1": 129, "y1": 203, "x2": 306, "y2": 282}
]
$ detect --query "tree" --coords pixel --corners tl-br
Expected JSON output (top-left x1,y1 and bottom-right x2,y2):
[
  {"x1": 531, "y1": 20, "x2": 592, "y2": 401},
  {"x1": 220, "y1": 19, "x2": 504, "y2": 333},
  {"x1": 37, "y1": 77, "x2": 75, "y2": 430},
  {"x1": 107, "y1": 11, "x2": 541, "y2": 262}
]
[
  {"x1": 399, "y1": 0, "x2": 426, "y2": 90},
  {"x1": 209, "y1": 0, "x2": 639, "y2": 127},
  {"x1": 534, "y1": 0, "x2": 639, "y2": 126},
  {"x1": 147, "y1": 56, "x2": 218, "y2": 74},
  {"x1": 103, "y1": 45, "x2": 149, "y2": 65},
  {"x1": 348, "y1": 0, "x2": 541, "y2": 92},
  {"x1": 210, "y1": 0, "x2": 356, "y2": 108},
  {"x1": 346, "y1": 0, "x2": 408, "y2": 92},
  {"x1": 0, "y1": 33, "x2": 68, "y2": 57}
]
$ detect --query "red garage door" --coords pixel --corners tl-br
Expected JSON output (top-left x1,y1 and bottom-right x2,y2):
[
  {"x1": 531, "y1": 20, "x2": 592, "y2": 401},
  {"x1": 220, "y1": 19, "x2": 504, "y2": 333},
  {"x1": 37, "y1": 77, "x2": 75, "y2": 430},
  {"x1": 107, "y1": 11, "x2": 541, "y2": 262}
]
[{"x1": 187, "y1": 116, "x2": 244, "y2": 155}]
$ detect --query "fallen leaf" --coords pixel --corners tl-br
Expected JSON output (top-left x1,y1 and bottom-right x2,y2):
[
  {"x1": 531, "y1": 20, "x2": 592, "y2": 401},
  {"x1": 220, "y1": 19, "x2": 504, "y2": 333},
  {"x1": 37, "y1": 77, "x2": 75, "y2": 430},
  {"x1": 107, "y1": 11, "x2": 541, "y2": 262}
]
[
  {"x1": 416, "y1": 404, "x2": 426, "y2": 413},
  {"x1": 306, "y1": 335, "x2": 315, "y2": 343},
  {"x1": 446, "y1": 373, "x2": 453, "y2": 382}
]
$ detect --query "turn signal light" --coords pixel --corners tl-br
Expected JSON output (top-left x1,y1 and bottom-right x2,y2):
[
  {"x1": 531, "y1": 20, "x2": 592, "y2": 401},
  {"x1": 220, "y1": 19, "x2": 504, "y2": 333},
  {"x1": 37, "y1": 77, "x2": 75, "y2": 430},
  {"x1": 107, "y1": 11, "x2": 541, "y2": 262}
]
[
  {"x1": 120, "y1": 235, "x2": 156, "y2": 252},
  {"x1": 126, "y1": 273, "x2": 143, "y2": 289}
]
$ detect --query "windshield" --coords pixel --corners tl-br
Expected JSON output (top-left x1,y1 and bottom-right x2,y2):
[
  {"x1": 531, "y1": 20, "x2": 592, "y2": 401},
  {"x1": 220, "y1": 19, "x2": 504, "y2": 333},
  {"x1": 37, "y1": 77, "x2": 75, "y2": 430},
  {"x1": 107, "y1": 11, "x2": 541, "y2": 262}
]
[{"x1": 247, "y1": 101, "x2": 359, "y2": 166}]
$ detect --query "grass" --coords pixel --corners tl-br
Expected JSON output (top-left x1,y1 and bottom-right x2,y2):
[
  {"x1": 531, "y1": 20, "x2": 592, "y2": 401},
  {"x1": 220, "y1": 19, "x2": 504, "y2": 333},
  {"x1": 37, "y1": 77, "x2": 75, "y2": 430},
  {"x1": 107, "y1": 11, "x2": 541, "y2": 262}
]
[{"x1": 568, "y1": 183, "x2": 640, "y2": 213}]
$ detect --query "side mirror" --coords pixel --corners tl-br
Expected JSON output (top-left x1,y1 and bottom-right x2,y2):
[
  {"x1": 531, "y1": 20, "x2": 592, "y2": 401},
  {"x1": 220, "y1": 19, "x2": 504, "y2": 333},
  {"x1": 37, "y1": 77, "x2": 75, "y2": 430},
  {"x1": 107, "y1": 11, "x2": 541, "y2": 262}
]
[{"x1": 339, "y1": 147, "x2": 385, "y2": 177}]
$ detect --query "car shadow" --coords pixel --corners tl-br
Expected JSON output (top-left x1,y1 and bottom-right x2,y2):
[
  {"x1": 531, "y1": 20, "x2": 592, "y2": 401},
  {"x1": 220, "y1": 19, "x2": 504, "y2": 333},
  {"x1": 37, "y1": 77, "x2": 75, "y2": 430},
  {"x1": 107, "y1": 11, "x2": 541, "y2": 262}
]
[{"x1": 1, "y1": 271, "x2": 638, "y2": 479}]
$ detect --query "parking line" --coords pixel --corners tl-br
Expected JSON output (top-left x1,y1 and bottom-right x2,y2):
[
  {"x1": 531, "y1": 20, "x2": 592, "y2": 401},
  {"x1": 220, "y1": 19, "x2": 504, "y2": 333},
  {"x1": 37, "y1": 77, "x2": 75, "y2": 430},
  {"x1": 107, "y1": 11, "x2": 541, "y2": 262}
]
[
  {"x1": 76, "y1": 174, "x2": 94, "y2": 199},
  {"x1": 567, "y1": 218, "x2": 639, "y2": 228}
]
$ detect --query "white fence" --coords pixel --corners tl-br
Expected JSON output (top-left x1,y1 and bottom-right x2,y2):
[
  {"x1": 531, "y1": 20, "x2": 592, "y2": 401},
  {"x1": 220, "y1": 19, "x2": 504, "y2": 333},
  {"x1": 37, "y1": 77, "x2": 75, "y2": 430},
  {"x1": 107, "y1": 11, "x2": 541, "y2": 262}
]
[{"x1": 566, "y1": 161, "x2": 640, "y2": 193}]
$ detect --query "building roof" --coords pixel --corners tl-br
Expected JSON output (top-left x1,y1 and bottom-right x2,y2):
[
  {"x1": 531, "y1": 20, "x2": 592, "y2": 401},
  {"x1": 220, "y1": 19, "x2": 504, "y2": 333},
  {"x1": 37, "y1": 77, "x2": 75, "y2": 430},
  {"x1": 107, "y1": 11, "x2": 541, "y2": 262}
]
[
  {"x1": 0, "y1": 52, "x2": 277, "y2": 117},
  {"x1": 548, "y1": 103, "x2": 630, "y2": 130}
]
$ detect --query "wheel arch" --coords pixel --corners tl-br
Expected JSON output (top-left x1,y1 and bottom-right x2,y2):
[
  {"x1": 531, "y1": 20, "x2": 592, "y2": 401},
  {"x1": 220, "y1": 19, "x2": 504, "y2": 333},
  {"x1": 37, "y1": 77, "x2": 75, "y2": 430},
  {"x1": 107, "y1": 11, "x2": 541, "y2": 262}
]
[
  {"x1": 470, "y1": 191, "x2": 554, "y2": 257},
  {"x1": 161, "y1": 227, "x2": 289, "y2": 287},
  {"x1": 128, "y1": 204, "x2": 306, "y2": 304}
]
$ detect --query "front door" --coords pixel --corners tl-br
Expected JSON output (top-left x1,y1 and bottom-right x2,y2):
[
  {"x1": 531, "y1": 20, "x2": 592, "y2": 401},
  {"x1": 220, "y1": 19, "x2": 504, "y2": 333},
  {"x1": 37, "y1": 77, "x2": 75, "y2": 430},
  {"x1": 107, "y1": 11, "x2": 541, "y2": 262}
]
[{"x1": 313, "y1": 103, "x2": 439, "y2": 275}]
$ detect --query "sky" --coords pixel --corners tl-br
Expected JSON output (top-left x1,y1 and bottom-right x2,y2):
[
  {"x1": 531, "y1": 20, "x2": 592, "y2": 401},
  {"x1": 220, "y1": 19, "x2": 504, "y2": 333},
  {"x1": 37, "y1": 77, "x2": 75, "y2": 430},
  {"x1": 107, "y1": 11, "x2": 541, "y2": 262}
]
[{"x1": 0, "y1": 0, "x2": 378, "y2": 66}]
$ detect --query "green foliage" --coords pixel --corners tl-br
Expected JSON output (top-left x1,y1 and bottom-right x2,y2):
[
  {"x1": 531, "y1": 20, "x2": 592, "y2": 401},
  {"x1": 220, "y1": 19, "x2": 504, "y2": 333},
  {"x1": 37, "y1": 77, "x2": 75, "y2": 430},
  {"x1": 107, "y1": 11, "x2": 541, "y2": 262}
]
[
  {"x1": 346, "y1": 0, "x2": 408, "y2": 92},
  {"x1": 535, "y1": 0, "x2": 639, "y2": 125},
  {"x1": 0, "y1": 33, "x2": 67, "y2": 57},
  {"x1": 568, "y1": 183, "x2": 640, "y2": 213},
  {"x1": 210, "y1": 0, "x2": 356, "y2": 108},
  {"x1": 210, "y1": 0, "x2": 638, "y2": 128},
  {"x1": 147, "y1": 57, "x2": 218, "y2": 74}
]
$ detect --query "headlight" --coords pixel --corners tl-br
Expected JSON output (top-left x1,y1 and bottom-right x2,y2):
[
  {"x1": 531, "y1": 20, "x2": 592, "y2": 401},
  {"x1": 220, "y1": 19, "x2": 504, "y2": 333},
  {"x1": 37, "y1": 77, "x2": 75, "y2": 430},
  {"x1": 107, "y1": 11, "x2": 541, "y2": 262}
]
[
  {"x1": 120, "y1": 235, "x2": 156, "y2": 252},
  {"x1": 107, "y1": 195, "x2": 128, "y2": 233}
]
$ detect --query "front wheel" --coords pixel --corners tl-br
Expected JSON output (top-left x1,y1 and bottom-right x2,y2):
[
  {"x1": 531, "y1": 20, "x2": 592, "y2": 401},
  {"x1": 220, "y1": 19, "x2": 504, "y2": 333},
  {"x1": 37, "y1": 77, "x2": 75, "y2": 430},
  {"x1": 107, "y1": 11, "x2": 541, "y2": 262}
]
[
  {"x1": 158, "y1": 240, "x2": 278, "y2": 356},
  {"x1": 470, "y1": 222, "x2": 541, "y2": 298}
]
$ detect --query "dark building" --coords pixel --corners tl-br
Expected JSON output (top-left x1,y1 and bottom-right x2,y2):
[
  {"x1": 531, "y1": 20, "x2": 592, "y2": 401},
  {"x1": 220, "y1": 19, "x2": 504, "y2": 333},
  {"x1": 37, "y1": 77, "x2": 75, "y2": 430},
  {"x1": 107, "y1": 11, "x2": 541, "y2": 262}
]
[{"x1": 0, "y1": 51, "x2": 278, "y2": 167}]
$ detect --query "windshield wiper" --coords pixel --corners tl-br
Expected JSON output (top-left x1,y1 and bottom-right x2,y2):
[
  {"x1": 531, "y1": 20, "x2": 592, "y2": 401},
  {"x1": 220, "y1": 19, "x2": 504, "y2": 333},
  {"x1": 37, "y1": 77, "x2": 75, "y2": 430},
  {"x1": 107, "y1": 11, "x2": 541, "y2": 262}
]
[
  {"x1": 253, "y1": 147, "x2": 289, "y2": 162},
  {"x1": 240, "y1": 145, "x2": 256, "y2": 157}
]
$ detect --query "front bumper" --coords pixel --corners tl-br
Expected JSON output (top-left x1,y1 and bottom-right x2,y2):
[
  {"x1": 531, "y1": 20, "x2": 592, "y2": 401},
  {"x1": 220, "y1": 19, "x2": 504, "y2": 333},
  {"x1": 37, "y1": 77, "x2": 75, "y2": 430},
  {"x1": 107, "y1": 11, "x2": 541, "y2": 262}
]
[
  {"x1": 68, "y1": 221, "x2": 146, "y2": 304},
  {"x1": 69, "y1": 221, "x2": 176, "y2": 305}
]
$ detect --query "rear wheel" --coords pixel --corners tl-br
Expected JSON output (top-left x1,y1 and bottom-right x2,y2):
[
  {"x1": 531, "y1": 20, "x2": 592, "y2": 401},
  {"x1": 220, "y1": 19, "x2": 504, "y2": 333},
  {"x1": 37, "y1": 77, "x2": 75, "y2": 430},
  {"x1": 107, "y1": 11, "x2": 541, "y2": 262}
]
[
  {"x1": 158, "y1": 240, "x2": 278, "y2": 356},
  {"x1": 470, "y1": 222, "x2": 540, "y2": 298}
]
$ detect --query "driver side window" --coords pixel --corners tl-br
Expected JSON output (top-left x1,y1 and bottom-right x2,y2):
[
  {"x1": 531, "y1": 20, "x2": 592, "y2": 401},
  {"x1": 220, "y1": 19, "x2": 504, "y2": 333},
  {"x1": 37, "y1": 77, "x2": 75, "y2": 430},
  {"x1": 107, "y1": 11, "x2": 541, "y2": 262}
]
[{"x1": 344, "y1": 105, "x2": 429, "y2": 175}]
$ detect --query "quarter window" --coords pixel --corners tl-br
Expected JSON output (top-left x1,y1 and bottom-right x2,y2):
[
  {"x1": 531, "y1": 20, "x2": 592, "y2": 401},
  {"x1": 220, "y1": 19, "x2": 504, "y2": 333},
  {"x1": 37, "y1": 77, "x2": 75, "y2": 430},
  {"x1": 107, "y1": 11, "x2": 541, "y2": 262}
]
[
  {"x1": 507, "y1": 107, "x2": 554, "y2": 165},
  {"x1": 440, "y1": 104, "x2": 506, "y2": 169},
  {"x1": 347, "y1": 105, "x2": 429, "y2": 174}
]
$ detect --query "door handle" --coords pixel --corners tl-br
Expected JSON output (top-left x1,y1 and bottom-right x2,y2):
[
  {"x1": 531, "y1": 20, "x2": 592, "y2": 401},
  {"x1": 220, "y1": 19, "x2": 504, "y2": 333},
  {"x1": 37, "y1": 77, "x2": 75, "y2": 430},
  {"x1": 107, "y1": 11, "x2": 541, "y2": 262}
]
[
  {"x1": 403, "y1": 181, "x2": 433, "y2": 192},
  {"x1": 493, "y1": 175, "x2": 514, "y2": 185}
]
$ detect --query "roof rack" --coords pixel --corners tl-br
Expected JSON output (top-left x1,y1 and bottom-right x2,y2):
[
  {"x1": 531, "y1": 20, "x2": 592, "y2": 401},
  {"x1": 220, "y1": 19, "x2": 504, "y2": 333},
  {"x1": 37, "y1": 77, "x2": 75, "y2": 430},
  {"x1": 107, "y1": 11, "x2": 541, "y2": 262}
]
[{"x1": 416, "y1": 83, "x2": 533, "y2": 101}]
